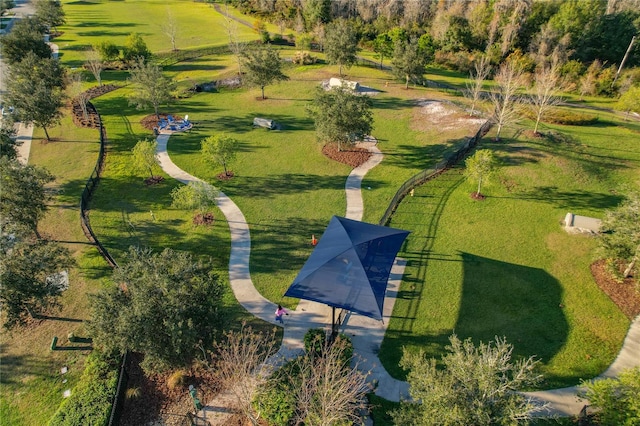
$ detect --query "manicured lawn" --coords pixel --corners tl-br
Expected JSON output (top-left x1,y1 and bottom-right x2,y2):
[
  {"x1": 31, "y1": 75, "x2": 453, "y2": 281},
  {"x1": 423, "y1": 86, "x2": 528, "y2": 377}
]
[
  {"x1": 58, "y1": 0, "x2": 259, "y2": 68},
  {"x1": 0, "y1": 114, "x2": 108, "y2": 425},
  {"x1": 380, "y1": 116, "x2": 636, "y2": 389}
]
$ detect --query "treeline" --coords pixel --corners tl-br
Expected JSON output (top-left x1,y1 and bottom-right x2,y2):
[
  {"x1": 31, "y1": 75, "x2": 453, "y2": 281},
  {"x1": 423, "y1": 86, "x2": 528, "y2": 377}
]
[{"x1": 220, "y1": 0, "x2": 640, "y2": 96}]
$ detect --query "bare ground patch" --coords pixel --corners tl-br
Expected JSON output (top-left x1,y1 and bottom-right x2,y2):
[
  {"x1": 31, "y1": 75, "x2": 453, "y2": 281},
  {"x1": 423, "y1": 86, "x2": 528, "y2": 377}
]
[{"x1": 412, "y1": 99, "x2": 485, "y2": 134}]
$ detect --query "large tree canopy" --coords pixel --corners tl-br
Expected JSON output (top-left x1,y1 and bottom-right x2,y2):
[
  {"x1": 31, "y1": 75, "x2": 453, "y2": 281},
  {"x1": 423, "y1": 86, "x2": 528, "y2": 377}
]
[
  {"x1": 88, "y1": 247, "x2": 224, "y2": 373},
  {"x1": 0, "y1": 237, "x2": 74, "y2": 329},
  {"x1": 392, "y1": 335, "x2": 541, "y2": 426},
  {"x1": 0, "y1": 17, "x2": 50, "y2": 65},
  {"x1": 0, "y1": 157, "x2": 55, "y2": 238},
  {"x1": 34, "y1": 0, "x2": 66, "y2": 34},
  {"x1": 307, "y1": 86, "x2": 373, "y2": 151}
]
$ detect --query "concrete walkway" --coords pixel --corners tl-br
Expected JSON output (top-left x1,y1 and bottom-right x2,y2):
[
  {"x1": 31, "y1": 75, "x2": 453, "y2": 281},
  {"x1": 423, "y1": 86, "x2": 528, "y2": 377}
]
[
  {"x1": 156, "y1": 131, "x2": 640, "y2": 421},
  {"x1": 14, "y1": 121, "x2": 34, "y2": 165}
]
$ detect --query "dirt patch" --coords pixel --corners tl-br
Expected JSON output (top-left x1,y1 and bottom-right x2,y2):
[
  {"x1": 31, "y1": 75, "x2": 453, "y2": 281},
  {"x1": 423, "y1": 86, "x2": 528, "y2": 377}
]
[
  {"x1": 469, "y1": 192, "x2": 486, "y2": 200},
  {"x1": 322, "y1": 143, "x2": 371, "y2": 168},
  {"x1": 413, "y1": 99, "x2": 485, "y2": 132},
  {"x1": 591, "y1": 259, "x2": 640, "y2": 319}
]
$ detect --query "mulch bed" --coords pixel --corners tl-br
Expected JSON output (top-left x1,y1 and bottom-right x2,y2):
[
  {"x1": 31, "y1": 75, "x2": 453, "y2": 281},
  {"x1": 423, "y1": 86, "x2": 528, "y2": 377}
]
[
  {"x1": 120, "y1": 353, "x2": 219, "y2": 426},
  {"x1": 193, "y1": 212, "x2": 214, "y2": 226},
  {"x1": 590, "y1": 259, "x2": 640, "y2": 319},
  {"x1": 144, "y1": 176, "x2": 165, "y2": 186},
  {"x1": 322, "y1": 143, "x2": 372, "y2": 168}
]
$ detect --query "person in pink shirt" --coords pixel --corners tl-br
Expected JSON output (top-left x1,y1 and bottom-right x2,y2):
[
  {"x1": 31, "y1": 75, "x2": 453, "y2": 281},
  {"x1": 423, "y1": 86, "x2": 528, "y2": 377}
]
[{"x1": 275, "y1": 304, "x2": 288, "y2": 324}]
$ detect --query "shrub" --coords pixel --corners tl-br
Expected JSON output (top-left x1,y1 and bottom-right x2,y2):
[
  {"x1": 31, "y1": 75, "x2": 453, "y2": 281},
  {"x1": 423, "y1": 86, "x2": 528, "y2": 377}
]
[
  {"x1": 292, "y1": 50, "x2": 317, "y2": 65},
  {"x1": 167, "y1": 369, "x2": 187, "y2": 390},
  {"x1": 95, "y1": 41, "x2": 119, "y2": 62},
  {"x1": 253, "y1": 359, "x2": 299, "y2": 425},
  {"x1": 125, "y1": 387, "x2": 141, "y2": 400},
  {"x1": 304, "y1": 328, "x2": 326, "y2": 356},
  {"x1": 544, "y1": 109, "x2": 599, "y2": 126},
  {"x1": 48, "y1": 351, "x2": 119, "y2": 426}
]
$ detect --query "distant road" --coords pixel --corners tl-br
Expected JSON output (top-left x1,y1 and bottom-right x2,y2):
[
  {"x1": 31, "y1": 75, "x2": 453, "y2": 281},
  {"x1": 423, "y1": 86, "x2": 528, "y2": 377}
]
[{"x1": 1, "y1": 0, "x2": 36, "y2": 96}]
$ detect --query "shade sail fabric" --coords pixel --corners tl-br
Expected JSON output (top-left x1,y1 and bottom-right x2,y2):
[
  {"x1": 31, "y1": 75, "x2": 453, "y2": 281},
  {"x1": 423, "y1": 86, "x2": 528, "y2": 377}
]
[{"x1": 285, "y1": 216, "x2": 409, "y2": 320}]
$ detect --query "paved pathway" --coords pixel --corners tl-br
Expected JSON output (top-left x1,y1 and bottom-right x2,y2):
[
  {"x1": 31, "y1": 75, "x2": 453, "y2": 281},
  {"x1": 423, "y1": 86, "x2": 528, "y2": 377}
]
[{"x1": 156, "y1": 130, "x2": 640, "y2": 422}]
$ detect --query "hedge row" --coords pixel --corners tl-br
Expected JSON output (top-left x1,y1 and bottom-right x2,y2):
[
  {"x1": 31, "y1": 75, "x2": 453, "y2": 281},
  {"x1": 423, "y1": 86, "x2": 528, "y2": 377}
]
[{"x1": 48, "y1": 351, "x2": 119, "y2": 426}]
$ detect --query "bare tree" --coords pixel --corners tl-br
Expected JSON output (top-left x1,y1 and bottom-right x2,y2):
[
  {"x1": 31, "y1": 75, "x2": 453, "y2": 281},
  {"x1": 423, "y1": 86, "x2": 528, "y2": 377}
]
[
  {"x1": 465, "y1": 55, "x2": 491, "y2": 116},
  {"x1": 530, "y1": 64, "x2": 562, "y2": 134},
  {"x1": 222, "y1": 3, "x2": 245, "y2": 75},
  {"x1": 160, "y1": 7, "x2": 179, "y2": 51},
  {"x1": 85, "y1": 48, "x2": 104, "y2": 87},
  {"x1": 68, "y1": 71, "x2": 90, "y2": 120},
  {"x1": 294, "y1": 336, "x2": 371, "y2": 426},
  {"x1": 490, "y1": 60, "x2": 526, "y2": 141},
  {"x1": 580, "y1": 60, "x2": 601, "y2": 100},
  {"x1": 212, "y1": 324, "x2": 278, "y2": 426}
]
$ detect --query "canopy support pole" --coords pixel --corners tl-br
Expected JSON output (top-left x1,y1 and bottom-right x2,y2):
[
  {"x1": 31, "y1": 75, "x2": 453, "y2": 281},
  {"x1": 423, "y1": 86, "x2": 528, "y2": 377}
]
[{"x1": 331, "y1": 306, "x2": 337, "y2": 340}]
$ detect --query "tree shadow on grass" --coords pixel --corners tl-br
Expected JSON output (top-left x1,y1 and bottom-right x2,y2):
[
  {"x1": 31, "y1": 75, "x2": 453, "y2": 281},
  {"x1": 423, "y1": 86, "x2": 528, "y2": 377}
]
[
  {"x1": 456, "y1": 252, "x2": 568, "y2": 365},
  {"x1": 0, "y1": 345, "x2": 51, "y2": 385}
]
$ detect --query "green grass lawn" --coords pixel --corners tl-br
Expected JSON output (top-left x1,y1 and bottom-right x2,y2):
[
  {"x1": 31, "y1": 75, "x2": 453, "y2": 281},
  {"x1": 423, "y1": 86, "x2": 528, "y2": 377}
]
[
  {"x1": 4, "y1": 2, "x2": 639, "y2": 424},
  {"x1": 58, "y1": 0, "x2": 259, "y2": 68},
  {"x1": 380, "y1": 115, "x2": 637, "y2": 389},
  {"x1": 0, "y1": 114, "x2": 109, "y2": 425}
]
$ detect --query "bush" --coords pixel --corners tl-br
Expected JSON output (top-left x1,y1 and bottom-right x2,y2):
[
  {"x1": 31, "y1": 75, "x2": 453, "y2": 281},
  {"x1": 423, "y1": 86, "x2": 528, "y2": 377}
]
[
  {"x1": 253, "y1": 360, "x2": 299, "y2": 425},
  {"x1": 167, "y1": 369, "x2": 187, "y2": 390},
  {"x1": 544, "y1": 109, "x2": 599, "y2": 126},
  {"x1": 292, "y1": 51, "x2": 317, "y2": 65},
  {"x1": 48, "y1": 351, "x2": 119, "y2": 426},
  {"x1": 304, "y1": 328, "x2": 326, "y2": 356}
]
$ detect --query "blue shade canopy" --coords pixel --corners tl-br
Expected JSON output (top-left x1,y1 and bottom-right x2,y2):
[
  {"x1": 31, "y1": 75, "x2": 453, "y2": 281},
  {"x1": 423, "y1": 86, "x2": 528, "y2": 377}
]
[{"x1": 285, "y1": 216, "x2": 409, "y2": 320}]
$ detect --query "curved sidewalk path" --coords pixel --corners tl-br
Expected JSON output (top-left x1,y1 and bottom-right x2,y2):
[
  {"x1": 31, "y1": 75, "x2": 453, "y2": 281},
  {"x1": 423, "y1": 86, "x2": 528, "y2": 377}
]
[{"x1": 156, "y1": 131, "x2": 640, "y2": 419}]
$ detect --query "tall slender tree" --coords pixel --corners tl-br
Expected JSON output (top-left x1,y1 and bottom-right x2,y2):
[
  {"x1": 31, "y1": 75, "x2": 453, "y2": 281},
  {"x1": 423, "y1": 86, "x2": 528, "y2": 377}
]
[
  {"x1": 128, "y1": 58, "x2": 175, "y2": 118},
  {"x1": 600, "y1": 192, "x2": 640, "y2": 278},
  {"x1": 324, "y1": 19, "x2": 358, "y2": 77},
  {"x1": 391, "y1": 38, "x2": 427, "y2": 89},
  {"x1": 489, "y1": 60, "x2": 526, "y2": 141},
  {"x1": 530, "y1": 64, "x2": 562, "y2": 134},
  {"x1": 465, "y1": 55, "x2": 491, "y2": 116}
]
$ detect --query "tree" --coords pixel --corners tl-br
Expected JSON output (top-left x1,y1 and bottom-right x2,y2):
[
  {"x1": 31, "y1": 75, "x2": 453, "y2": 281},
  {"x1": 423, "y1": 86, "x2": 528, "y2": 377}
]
[
  {"x1": 127, "y1": 58, "x2": 175, "y2": 118},
  {"x1": 599, "y1": 192, "x2": 640, "y2": 278},
  {"x1": 580, "y1": 367, "x2": 640, "y2": 425},
  {"x1": 122, "y1": 33, "x2": 151, "y2": 64},
  {"x1": 302, "y1": 0, "x2": 330, "y2": 29},
  {"x1": 392, "y1": 335, "x2": 542, "y2": 426},
  {"x1": 530, "y1": 64, "x2": 562, "y2": 134},
  {"x1": 0, "y1": 157, "x2": 55, "y2": 238},
  {"x1": 212, "y1": 324, "x2": 279, "y2": 426},
  {"x1": 131, "y1": 138, "x2": 160, "y2": 180},
  {"x1": 85, "y1": 48, "x2": 104, "y2": 86},
  {"x1": 68, "y1": 70, "x2": 90, "y2": 120},
  {"x1": 222, "y1": 3, "x2": 246, "y2": 75},
  {"x1": 465, "y1": 55, "x2": 492, "y2": 117},
  {"x1": 160, "y1": 7, "x2": 178, "y2": 51},
  {"x1": 392, "y1": 38, "x2": 427, "y2": 90},
  {"x1": 6, "y1": 52, "x2": 66, "y2": 141},
  {"x1": 489, "y1": 60, "x2": 526, "y2": 141},
  {"x1": 617, "y1": 85, "x2": 640, "y2": 120},
  {"x1": 0, "y1": 17, "x2": 50, "y2": 65},
  {"x1": 0, "y1": 237, "x2": 74, "y2": 329},
  {"x1": 0, "y1": 124, "x2": 20, "y2": 161},
  {"x1": 373, "y1": 33, "x2": 393, "y2": 69},
  {"x1": 307, "y1": 86, "x2": 373, "y2": 151},
  {"x1": 201, "y1": 134, "x2": 238, "y2": 177},
  {"x1": 87, "y1": 247, "x2": 224, "y2": 373},
  {"x1": 324, "y1": 19, "x2": 358, "y2": 77},
  {"x1": 464, "y1": 150, "x2": 497, "y2": 198},
  {"x1": 242, "y1": 45, "x2": 288, "y2": 100},
  {"x1": 35, "y1": 0, "x2": 66, "y2": 34},
  {"x1": 95, "y1": 40, "x2": 119, "y2": 63},
  {"x1": 171, "y1": 181, "x2": 219, "y2": 214}
]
